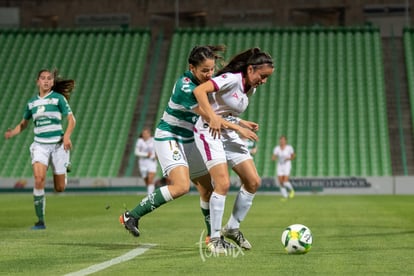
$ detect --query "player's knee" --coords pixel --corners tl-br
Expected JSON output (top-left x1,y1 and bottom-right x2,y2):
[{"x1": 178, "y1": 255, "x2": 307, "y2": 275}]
[
  {"x1": 175, "y1": 185, "x2": 190, "y2": 197},
  {"x1": 54, "y1": 183, "x2": 66, "y2": 192},
  {"x1": 245, "y1": 175, "x2": 261, "y2": 193},
  {"x1": 34, "y1": 175, "x2": 45, "y2": 188},
  {"x1": 214, "y1": 180, "x2": 230, "y2": 195},
  {"x1": 53, "y1": 175, "x2": 67, "y2": 192},
  {"x1": 169, "y1": 181, "x2": 190, "y2": 197}
]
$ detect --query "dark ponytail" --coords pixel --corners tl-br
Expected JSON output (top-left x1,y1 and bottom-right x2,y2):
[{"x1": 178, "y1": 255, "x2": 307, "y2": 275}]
[
  {"x1": 37, "y1": 69, "x2": 75, "y2": 101},
  {"x1": 216, "y1": 47, "x2": 273, "y2": 76}
]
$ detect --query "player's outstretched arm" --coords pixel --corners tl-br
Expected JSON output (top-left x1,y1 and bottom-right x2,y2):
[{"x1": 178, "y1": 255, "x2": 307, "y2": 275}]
[
  {"x1": 4, "y1": 119, "x2": 29, "y2": 139},
  {"x1": 239, "y1": 119, "x2": 259, "y2": 132},
  {"x1": 221, "y1": 119, "x2": 258, "y2": 141}
]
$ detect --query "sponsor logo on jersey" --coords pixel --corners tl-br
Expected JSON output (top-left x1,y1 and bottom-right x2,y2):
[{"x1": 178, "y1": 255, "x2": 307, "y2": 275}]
[{"x1": 36, "y1": 105, "x2": 45, "y2": 114}]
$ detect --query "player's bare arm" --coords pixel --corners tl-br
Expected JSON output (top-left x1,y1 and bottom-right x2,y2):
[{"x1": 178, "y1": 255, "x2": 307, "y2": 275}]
[
  {"x1": 63, "y1": 114, "x2": 76, "y2": 151},
  {"x1": 239, "y1": 119, "x2": 259, "y2": 132},
  {"x1": 193, "y1": 81, "x2": 223, "y2": 138},
  {"x1": 4, "y1": 119, "x2": 29, "y2": 139}
]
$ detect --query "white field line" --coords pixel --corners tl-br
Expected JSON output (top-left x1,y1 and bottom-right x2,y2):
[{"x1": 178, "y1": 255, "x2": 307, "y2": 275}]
[{"x1": 64, "y1": 243, "x2": 156, "y2": 276}]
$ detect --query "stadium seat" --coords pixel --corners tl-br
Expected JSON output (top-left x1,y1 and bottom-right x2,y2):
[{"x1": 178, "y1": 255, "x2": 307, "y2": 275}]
[
  {"x1": 157, "y1": 27, "x2": 392, "y2": 177},
  {"x1": 0, "y1": 29, "x2": 150, "y2": 177}
]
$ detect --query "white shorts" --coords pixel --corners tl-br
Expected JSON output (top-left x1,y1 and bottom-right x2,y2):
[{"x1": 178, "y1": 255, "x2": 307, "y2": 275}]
[
  {"x1": 154, "y1": 134, "x2": 208, "y2": 179},
  {"x1": 138, "y1": 158, "x2": 157, "y2": 178},
  {"x1": 194, "y1": 118, "x2": 252, "y2": 170},
  {"x1": 277, "y1": 163, "x2": 292, "y2": 176},
  {"x1": 30, "y1": 142, "x2": 69, "y2": 175}
]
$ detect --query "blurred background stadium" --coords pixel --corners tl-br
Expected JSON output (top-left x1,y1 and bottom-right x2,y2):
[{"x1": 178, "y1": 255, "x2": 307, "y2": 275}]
[{"x1": 0, "y1": 0, "x2": 413, "y2": 193}]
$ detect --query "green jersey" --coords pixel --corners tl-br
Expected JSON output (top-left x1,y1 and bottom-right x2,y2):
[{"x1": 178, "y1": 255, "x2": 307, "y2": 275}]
[
  {"x1": 23, "y1": 91, "x2": 72, "y2": 144},
  {"x1": 155, "y1": 71, "x2": 200, "y2": 143}
]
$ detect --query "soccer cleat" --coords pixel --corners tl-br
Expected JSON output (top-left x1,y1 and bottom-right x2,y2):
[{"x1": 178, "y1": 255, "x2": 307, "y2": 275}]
[
  {"x1": 119, "y1": 211, "x2": 140, "y2": 237},
  {"x1": 289, "y1": 189, "x2": 295, "y2": 199},
  {"x1": 221, "y1": 227, "x2": 252, "y2": 250},
  {"x1": 31, "y1": 221, "x2": 46, "y2": 230},
  {"x1": 220, "y1": 235, "x2": 236, "y2": 250},
  {"x1": 207, "y1": 237, "x2": 228, "y2": 254}
]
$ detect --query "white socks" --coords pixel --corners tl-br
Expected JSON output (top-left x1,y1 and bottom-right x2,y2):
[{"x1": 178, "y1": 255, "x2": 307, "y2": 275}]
[
  {"x1": 209, "y1": 192, "x2": 226, "y2": 238},
  {"x1": 284, "y1": 181, "x2": 293, "y2": 191},
  {"x1": 33, "y1": 188, "x2": 45, "y2": 196},
  {"x1": 280, "y1": 186, "x2": 288, "y2": 198},
  {"x1": 226, "y1": 187, "x2": 255, "y2": 229},
  {"x1": 160, "y1": 185, "x2": 174, "y2": 202},
  {"x1": 200, "y1": 198, "x2": 209, "y2": 210},
  {"x1": 147, "y1": 184, "x2": 155, "y2": 195}
]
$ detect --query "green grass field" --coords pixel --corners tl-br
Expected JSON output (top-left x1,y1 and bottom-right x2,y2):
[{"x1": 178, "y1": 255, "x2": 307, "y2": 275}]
[{"x1": 0, "y1": 193, "x2": 413, "y2": 275}]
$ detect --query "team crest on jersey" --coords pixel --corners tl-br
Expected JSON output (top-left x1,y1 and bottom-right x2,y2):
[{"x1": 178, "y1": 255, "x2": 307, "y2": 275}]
[
  {"x1": 172, "y1": 150, "x2": 182, "y2": 161},
  {"x1": 221, "y1": 74, "x2": 227, "y2": 78},
  {"x1": 183, "y1": 77, "x2": 191, "y2": 83},
  {"x1": 36, "y1": 105, "x2": 45, "y2": 114}
]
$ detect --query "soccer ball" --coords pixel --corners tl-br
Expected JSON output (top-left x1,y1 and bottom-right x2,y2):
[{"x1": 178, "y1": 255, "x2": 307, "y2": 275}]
[{"x1": 281, "y1": 224, "x2": 313, "y2": 254}]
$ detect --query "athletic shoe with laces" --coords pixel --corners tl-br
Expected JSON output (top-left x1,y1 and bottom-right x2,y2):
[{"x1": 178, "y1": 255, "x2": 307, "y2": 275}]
[
  {"x1": 220, "y1": 235, "x2": 236, "y2": 250},
  {"x1": 31, "y1": 220, "x2": 46, "y2": 230},
  {"x1": 207, "y1": 237, "x2": 229, "y2": 254},
  {"x1": 119, "y1": 211, "x2": 140, "y2": 237},
  {"x1": 221, "y1": 227, "x2": 252, "y2": 250}
]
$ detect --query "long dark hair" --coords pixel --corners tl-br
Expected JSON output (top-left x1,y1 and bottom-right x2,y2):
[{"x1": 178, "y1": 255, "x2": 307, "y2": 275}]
[
  {"x1": 216, "y1": 47, "x2": 273, "y2": 76},
  {"x1": 37, "y1": 69, "x2": 75, "y2": 101},
  {"x1": 188, "y1": 45, "x2": 226, "y2": 68}
]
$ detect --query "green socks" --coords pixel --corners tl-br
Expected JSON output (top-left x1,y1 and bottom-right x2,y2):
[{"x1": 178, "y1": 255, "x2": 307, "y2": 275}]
[
  {"x1": 34, "y1": 195, "x2": 45, "y2": 222},
  {"x1": 129, "y1": 186, "x2": 173, "y2": 219},
  {"x1": 201, "y1": 207, "x2": 211, "y2": 236}
]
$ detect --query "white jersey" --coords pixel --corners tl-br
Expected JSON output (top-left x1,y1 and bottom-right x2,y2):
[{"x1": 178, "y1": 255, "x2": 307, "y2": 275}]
[
  {"x1": 273, "y1": 145, "x2": 294, "y2": 176},
  {"x1": 135, "y1": 137, "x2": 157, "y2": 177},
  {"x1": 135, "y1": 137, "x2": 156, "y2": 159},
  {"x1": 273, "y1": 145, "x2": 294, "y2": 165},
  {"x1": 209, "y1": 72, "x2": 255, "y2": 116},
  {"x1": 194, "y1": 72, "x2": 256, "y2": 169}
]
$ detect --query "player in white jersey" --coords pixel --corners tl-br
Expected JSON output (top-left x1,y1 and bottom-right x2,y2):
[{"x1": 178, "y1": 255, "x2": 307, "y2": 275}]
[
  {"x1": 4, "y1": 69, "x2": 76, "y2": 230},
  {"x1": 193, "y1": 48, "x2": 274, "y2": 252},
  {"x1": 119, "y1": 46, "x2": 248, "y2": 242},
  {"x1": 120, "y1": 46, "x2": 256, "y2": 248},
  {"x1": 272, "y1": 136, "x2": 296, "y2": 200},
  {"x1": 135, "y1": 127, "x2": 157, "y2": 195}
]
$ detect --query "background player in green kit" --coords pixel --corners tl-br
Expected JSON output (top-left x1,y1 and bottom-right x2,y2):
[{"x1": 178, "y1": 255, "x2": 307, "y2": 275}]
[
  {"x1": 120, "y1": 46, "x2": 257, "y2": 248},
  {"x1": 4, "y1": 69, "x2": 76, "y2": 230}
]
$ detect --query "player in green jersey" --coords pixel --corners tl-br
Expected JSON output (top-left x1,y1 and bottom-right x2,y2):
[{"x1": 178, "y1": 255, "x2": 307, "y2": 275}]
[
  {"x1": 4, "y1": 69, "x2": 76, "y2": 230},
  {"x1": 120, "y1": 46, "x2": 257, "y2": 250}
]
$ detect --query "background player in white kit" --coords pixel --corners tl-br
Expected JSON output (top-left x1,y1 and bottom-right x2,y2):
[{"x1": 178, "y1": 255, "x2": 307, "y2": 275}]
[
  {"x1": 135, "y1": 127, "x2": 157, "y2": 195},
  {"x1": 272, "y1": 135, "x2": 296, "y2": 201},
  {"x1": 193, "y1": 47, "x2": 274, "y2": 253},
  {"x1": 4, "y1": 69, "x2": 76, "y2": 230}
]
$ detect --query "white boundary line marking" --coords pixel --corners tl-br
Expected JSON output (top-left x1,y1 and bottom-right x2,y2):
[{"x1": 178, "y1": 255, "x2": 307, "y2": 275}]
[{"x1": 64, "y1": 243, "x2": 156, "y2": 276}]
